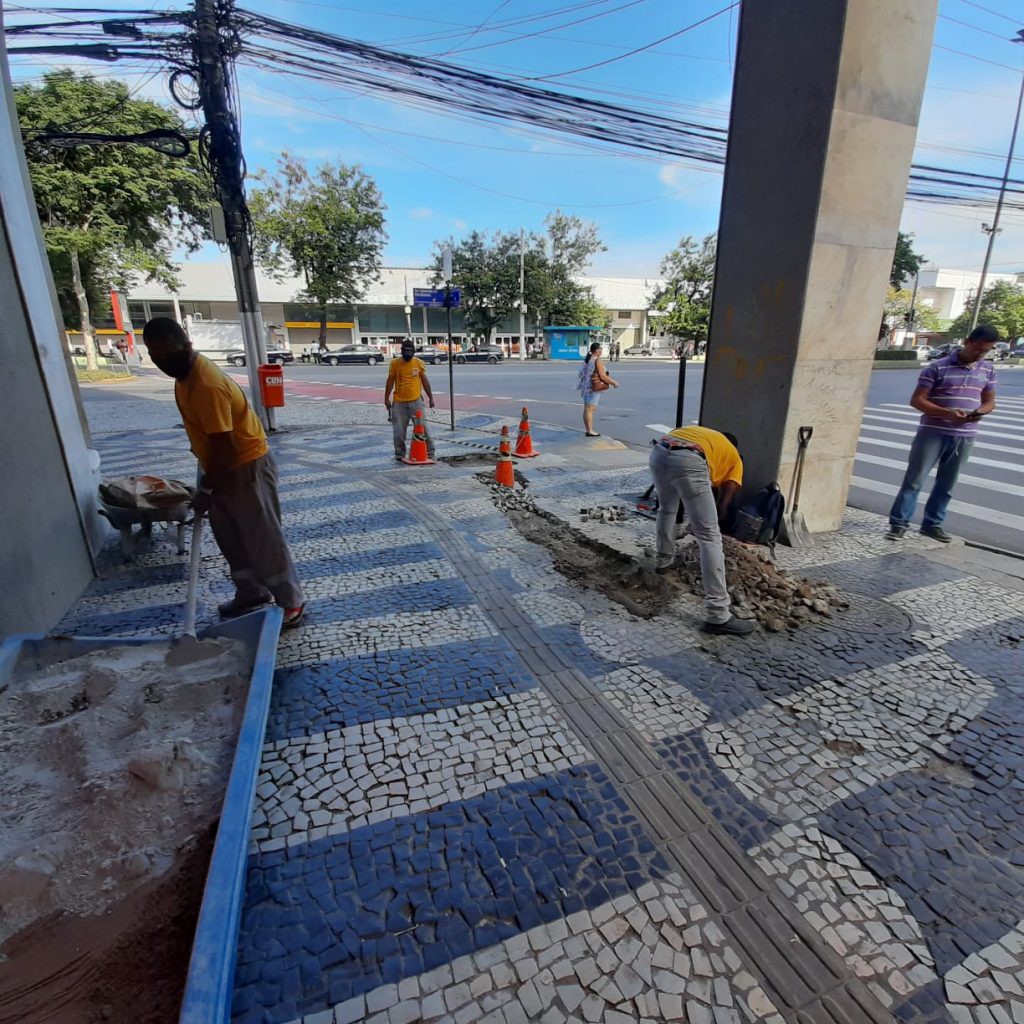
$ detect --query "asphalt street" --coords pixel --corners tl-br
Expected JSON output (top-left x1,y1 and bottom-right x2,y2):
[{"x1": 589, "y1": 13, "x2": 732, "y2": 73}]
[{"x1": 274, "y1": 358, "x2": 1024, "y2": 556}]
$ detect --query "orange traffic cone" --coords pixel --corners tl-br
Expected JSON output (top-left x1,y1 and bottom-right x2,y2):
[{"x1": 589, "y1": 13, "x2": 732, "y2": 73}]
[
  {"x1": 495, "y1": 425, "x2": 515, "y2": 487},
  {"x1": 513, "y1": 406, "x2": 539, "y2": 458},
  {"x1": 402, "y1": 411, "x2": 436, "y2": 465}
]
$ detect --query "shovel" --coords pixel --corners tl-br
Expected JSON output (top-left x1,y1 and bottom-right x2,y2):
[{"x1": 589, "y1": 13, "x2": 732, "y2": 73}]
[
  {"x1": 782, "y1": 426, "x2": 813, "y2": 547},
  {"x1": 165, "y1": 511, "x2": 224, "y2": 666}
]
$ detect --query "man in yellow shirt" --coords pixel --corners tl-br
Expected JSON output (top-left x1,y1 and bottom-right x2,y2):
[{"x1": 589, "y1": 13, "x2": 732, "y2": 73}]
[
  {"x1": 649, "y1": 425, "x2": 753, "y2": 637},
  {"x1": 142, "y1": 318, "x2": 304, "y2": 628},
  {"x1": 384, "y1": 338, "x2": 436, "y2": 460}
]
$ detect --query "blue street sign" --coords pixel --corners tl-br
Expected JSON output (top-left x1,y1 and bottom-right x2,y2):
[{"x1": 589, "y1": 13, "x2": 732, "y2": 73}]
[{"x1": 413, "y1": 287, "x2": 460, "y2": 308}]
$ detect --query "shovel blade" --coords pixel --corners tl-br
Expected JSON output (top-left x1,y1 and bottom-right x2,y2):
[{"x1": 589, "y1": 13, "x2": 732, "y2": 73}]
[{"x1": 780, "y1": 511, "x2": 811, "y2": 547}]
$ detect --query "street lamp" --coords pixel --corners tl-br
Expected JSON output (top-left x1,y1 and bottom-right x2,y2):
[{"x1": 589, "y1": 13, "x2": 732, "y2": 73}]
[
  {"x1": 403, "y1": 304, "x2": 412, "y2": 338},
  {"x1": 969, "y1": 28, "x2": 1024, "y2": 331}
]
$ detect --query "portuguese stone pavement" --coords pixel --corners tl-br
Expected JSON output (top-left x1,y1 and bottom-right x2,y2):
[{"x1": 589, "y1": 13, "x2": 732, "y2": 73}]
[{"x1": 54, "y1": 415, "x2": 1024, "y2": 1024}]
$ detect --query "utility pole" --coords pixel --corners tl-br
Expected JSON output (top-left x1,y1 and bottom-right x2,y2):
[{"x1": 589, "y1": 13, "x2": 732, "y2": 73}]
[
  {"x1": 443, "y1": 246, "x2": 455, "y2": 430},
  {"x1": 193, "y1": 0, "x2": 272, "y2": 428},
  {"x1": 970, "y1": 28, "x2": 1024, "y2": 332},
  {"x1": 518, "y1": 228, "x2": 526, "y2": 361}
]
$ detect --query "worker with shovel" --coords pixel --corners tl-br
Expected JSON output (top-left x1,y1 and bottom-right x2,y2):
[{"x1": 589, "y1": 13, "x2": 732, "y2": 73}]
[
  {"x1": 385, "y1": 338, "x2": 436, "y2": 461},
  {"x1": 649, "y1": 426, "x2": 754, "y2": 637},
  {"x1": 142, "y1": 318, "x2": 305, "y2": 628}
]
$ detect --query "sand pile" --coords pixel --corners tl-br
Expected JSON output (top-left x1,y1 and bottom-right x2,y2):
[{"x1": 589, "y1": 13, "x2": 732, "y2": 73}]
[{"x1": 0, "y1": 639, "x2": 248, "y2": 1023}]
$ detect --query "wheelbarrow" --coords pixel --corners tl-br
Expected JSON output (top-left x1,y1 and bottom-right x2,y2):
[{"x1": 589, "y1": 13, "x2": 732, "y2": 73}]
[{"x1": 98, "y1": 481, "x2": 194, "y2": 563}]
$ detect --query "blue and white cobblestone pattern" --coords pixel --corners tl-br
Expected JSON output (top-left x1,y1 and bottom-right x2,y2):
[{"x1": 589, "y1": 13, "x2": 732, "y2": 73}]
[{"x1": 58, "y1": 420, "x2": 1024, "y2": 1024}]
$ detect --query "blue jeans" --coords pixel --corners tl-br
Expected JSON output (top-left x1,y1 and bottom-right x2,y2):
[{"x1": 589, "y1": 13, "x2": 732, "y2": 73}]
[{"x1": 889, "y1": 431, "x2": 974, "y2": 530}]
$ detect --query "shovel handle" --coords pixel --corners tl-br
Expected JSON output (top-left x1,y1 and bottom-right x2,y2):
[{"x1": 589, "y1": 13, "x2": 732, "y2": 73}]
[
  {"x1": 183, "y1": 513, "x2": 203, "y2": 638},
  {"x1": 797, "y1": 426, "x2": 814, "y2": 449}
]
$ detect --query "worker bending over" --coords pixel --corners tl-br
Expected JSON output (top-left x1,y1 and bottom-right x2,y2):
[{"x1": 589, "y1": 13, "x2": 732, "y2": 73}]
[
  {"x1": 142, "y1": 318, "x2": 304, "y2": 628},
  {"x1": 649, "y1": 425, "x2": 753, "y2": 637}
]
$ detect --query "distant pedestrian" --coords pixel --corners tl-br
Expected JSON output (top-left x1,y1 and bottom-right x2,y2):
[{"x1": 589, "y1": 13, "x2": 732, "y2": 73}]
[
  {"x1": 576, "y1": 341, "x2": 618, "y2": 437},
  {"x1": 142, "y1": 318, "x2": 305, "y2": 627},
  {"x1": 887, "y1": 324, "x2": 999, "y2": 543},
  {"x1": 385, "y1": 338, "x2": 436, "y2": 460},
  {"x1": 649, "y1": 426, "x2": 753, "y2": 637}
]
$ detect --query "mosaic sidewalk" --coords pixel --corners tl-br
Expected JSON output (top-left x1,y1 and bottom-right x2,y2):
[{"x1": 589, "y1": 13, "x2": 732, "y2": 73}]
[{"x1": 63, "y1": 420, "x2": 1024, "y2": 1024}]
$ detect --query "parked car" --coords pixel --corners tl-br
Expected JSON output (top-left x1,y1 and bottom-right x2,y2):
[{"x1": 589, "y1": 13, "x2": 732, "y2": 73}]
[
  {"x1": 317, "y1": 345, "x2": 385, "y2": 366},
  {"x1": 992, "y1": 342, "x2": 1010, "y2": 361},
  {"x1": 415, "y1": 346, "x2": 448, "y2": 365},
  {"x1": 912, "y1": 345, "x2": 931, "y2": 359},
  {"x1": 225, "y1": 348, "x2": 294, "y2": 366},
  {"x1": 925, "y1": 343, "x2": 954, "y2": 361},
  {"x1": 454, "y1": 345, "x2": 504, "y2": 365}
]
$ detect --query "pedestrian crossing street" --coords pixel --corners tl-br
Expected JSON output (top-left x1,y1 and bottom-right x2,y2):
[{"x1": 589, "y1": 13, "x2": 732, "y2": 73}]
[{"x1": 850, "y1": 389, "x2": 1024, "y2": 553}]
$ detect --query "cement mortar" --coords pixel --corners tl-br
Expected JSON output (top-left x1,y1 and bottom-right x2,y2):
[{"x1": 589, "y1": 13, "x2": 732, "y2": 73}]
[{"x1": 0, "y1": 639, "x2": 248, "y2": 947}]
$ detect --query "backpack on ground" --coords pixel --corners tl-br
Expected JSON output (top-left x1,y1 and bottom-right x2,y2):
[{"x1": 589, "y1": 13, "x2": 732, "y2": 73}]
[{"x1": 728, "y1": 483, "x2": 786, "y2": 549}]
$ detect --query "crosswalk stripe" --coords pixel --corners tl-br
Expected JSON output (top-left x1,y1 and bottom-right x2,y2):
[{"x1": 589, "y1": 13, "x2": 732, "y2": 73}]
[
  {"x1": 859, "y1": 424, "x2": 1024, "y2": 458},
  {"x1": 861, "y1": 411, "x2": 1024, "y2": 443},
  {"x1": 873, "y1": 403, "x2": 1024, "y2": 432},
  {"x1": 646, "y1": 423, "x2": 675, "y2": 434},
  {"x1": 858, "y1": 436, "x2": 1024, "y2": 474},
  {"x1": 856, "y1": 452, "x2": 1024, "y2": 498},
  {"x1": 850, "y1": 476, "x2": 1024, "y2": 532}
]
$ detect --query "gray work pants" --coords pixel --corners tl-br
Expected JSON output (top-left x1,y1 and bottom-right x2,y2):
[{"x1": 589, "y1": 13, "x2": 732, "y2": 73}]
[
  {"x1": 208, "y1": 450, "x2": 304, "y2": 609},
  {"x1": 648, "y1": 444, "x2": 731, "y2": 624},
  {"x1": 392, "y1": 398, "x2": 435, "y2": 458}
]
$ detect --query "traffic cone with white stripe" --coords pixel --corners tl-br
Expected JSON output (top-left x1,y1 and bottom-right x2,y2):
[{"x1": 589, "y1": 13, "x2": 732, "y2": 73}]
[
  {"x1": 402, "y1": 411, "x2": 436, "y2": 465},
  {"x1": 513, "y1": 406, "x2": 539, "y2": 458},
  {"x1": 495, "y1": 425, "x2": 515, "y2": 487}
]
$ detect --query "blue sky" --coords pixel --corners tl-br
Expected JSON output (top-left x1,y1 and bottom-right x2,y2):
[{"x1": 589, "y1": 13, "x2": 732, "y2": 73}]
[{"x1": 6, "y1": 0, "x2": 1024, "y2": 277}]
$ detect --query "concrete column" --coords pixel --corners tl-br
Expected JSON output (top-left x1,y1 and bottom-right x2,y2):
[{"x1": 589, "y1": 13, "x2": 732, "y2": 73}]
[
  {"x1": 0, "y1": 22, "x2": 101, "y2": 632},
  {"x1": 701, "y1": 0, "x2": 937, "y2": 531}
]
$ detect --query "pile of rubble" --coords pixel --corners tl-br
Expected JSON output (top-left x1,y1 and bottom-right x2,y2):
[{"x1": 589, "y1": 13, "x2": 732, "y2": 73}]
[
  {"x1": 674, "y1": 535, "x2": 849, "y2": 631},
  {"x1": 579, "y1": 505, "x2": 628, "y2": 523}
]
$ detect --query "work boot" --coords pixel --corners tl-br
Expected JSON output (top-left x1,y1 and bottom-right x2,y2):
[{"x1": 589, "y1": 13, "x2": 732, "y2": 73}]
[
  {"x1": 885, "y1": 526, "x2": 907, "y2": 541},
  {"x1": 703, "y1": 616, "x2": 755, "y2": 637},
  {"x1": 218, "y1": 595, "x2": 270, "y2": 619},
  {"x1": 921, "y1": 525, "x2": 953, "y2": 543}
]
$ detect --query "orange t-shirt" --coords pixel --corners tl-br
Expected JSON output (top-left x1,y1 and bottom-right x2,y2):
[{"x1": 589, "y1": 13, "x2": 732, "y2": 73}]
[{"x1": 174, "y1": 355, "x2": 267, "y2": 471}]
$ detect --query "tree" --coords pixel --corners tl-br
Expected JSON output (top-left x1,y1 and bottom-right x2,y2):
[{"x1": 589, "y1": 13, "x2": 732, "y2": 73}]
[
  {"x1": 16, "y1": 71, "x2": 211, "y2": 370},
  {"x1": 880, "y1": 286, "x2": 942, "y2": 341},
  {"x1": 432, "y1": 213, "x2": 608, "y2": 339},
  {"x1": 649, "y1": 233, "x2": 717, "y2": 345},
  {"x1": 946, "y1": 280, "x2": 1024, "y2": 341},
  {"x1": 890, "y1": 231, "x2": 925, "y2": 288},
  {"x1": 431, "y1": 231, "x2": 520, "y2": 341},
  {"x1": 537, "y1": 211, "x2": 607, "y2": 326},
  {"x1": 250, "y1": 153, "x2": 386, "y2": 348}
]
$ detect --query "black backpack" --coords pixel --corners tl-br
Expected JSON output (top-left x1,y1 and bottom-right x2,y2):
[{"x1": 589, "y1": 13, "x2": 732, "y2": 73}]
[{"x1": 729, "y1": 483, "x2": 786, "y2": 549}]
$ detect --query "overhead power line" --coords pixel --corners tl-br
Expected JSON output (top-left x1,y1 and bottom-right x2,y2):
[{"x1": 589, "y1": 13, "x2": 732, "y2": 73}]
[{"x1": 7, "y1": 4, "x2": 1024, "y2": 213}]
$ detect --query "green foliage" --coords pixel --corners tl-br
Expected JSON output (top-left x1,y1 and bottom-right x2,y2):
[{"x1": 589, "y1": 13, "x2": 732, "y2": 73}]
[
  {"x1": 882, "y1": 286, "x2": 942, "y2": 334},
  {"x1": 649, "y1": 233, "x2": 716, "y2": 343},
  {"x1": 431, "y1": 212, "x2": 607, "y2": 337},
  {"x1": 946, "y1": 280, "x2": 1024, "y2": 342},
  {"x1": 890, "y1": 231, "x2": 926, "y2": 288},
  {"x1": 874, "y1": 349, "x2": 918, "y2": 360},
  {"x1": 16, "y1": 71, "x2": 211, "y2": 318},
  {"x1": 250, "y1": 152, "x2": 386, "y2": 342}
]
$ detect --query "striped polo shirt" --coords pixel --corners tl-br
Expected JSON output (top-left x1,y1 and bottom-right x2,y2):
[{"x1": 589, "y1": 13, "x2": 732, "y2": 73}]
[{"x1": 916, "y1": 351, "x2": 997, "y2": 438}]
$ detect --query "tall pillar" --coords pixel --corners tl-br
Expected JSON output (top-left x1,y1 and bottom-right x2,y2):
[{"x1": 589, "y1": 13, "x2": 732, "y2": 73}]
[
  {"x1": 0, "y1": 19, "x2": 102, "y2": 633},
  {"x1": 701, "y1": 0, "x2": 937, "y2": 531}
]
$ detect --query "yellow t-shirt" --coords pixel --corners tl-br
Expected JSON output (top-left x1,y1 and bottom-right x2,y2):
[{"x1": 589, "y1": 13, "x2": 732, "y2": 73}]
[
  {"x1": 174, "y1": 355, "x2": 267, "y2": 472},
  {"x1": 667, "y1": 426, "x2": 743, "y2": 489},
  {"x1": 387, "y1": 356, "x2": 427, "y2": 403}
]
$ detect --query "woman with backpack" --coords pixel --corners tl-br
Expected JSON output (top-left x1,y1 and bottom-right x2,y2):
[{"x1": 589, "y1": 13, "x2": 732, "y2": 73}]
[{"x1": 576, "y1": 342, "x2": 618, "y2": 437}]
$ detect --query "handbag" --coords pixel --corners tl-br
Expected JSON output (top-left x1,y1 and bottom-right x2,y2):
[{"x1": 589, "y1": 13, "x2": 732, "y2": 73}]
[{"x1": 590, "y1": 367, "x2": 610, "y2": 392}]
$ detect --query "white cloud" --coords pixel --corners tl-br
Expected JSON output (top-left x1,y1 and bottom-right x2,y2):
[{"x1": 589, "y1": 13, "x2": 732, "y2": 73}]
[
  {"x1": 453, "y1": 218, "x2": 468, "y2": 231},
  {"x1": 409, "y1": 207, "x2": 435, "y2": 220}
]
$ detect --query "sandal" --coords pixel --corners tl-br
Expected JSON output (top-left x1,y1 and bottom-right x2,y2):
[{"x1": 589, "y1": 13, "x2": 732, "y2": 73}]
[
  {"x1": 585, "y1": 432, "x2": 601, "y2": 438},
  {"x1": 282, "y1": 605, "x2": 305, "y2": 629}
]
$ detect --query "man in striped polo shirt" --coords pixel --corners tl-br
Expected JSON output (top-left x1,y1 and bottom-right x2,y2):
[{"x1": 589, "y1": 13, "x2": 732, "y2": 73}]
[{"x1": 887, "y1": 324, "x2": 999, "y2": 543}]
